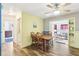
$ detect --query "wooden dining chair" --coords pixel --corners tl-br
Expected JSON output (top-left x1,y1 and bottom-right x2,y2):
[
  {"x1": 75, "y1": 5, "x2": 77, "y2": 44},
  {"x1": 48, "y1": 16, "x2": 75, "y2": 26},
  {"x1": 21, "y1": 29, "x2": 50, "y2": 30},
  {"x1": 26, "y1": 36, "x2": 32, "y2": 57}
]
[
  {"x1": 48, "y1": 31, "x2": 52, "y2": 36},
  {"x1": 36, "y1": 32, "x2": 44, "y2": 50},
  {"x1": 31, "y1": 32, "x2": 38, "y2": 47},
  {"x1": 48, "y1": 31, "x2": 53, "y2": 47}
]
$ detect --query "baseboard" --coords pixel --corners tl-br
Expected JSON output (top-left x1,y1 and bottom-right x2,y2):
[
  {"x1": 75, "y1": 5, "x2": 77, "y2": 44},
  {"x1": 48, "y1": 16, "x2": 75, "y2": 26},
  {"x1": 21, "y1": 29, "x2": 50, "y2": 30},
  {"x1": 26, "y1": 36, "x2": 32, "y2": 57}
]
[
  {"x1": 13, "y1": 42, "x2": 22, "y2": 49},
  {"x1": 69, "y1": 46, "x2": 79, "y2": 56}
]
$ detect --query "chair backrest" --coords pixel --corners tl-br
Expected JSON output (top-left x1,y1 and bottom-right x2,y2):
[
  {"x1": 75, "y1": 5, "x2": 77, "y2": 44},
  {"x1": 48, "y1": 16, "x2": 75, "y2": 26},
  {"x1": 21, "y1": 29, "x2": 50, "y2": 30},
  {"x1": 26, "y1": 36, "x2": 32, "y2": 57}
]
[
  {"x1": 31, "y1": 32, "x2": 43, "y2": 42},
  {"x1": 48, "y1": 31, "x2": 52, "y2": 36},
  {"x1": 43, "y1": 31, "x2": 52, "y2": 36},
  {"x1": 36, "y1": 32, "x2": 42, "y2": 41},
  {"x1": 31, "y1": 32, "x2": 34, "y2": 37},
  {"x1": 36, "y1": 32, "x2": 42, "y2": 37},
  {"x1": 31, "y1": 32, "x2": 36, "y2": 41}
]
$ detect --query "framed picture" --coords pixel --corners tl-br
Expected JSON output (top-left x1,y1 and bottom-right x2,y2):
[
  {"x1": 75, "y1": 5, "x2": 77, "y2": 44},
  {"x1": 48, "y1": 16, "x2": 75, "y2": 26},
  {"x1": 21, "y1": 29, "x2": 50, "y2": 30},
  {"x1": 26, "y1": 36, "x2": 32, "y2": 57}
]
[
  {"x1": 33, "y1": 23, "x2": 37, "y2": 28},
  {"x1": 61, "y1": 24, "x2": 68, "y2": 30}
]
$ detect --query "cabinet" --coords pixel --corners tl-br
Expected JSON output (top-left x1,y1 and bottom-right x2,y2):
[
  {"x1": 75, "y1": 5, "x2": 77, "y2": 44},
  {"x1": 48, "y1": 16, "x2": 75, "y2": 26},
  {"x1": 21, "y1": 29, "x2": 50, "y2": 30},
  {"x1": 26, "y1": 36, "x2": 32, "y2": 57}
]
[{"x1": 69, "y1": 17, "x2": 75, "y2": 46}]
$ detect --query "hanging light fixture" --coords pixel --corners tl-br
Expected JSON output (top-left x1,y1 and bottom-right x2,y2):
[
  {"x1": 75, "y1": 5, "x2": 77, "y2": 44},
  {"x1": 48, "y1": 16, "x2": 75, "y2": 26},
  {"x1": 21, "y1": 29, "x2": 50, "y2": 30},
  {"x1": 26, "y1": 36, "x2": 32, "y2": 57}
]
[{"x1": 53, "y1": 10, "x2": 60, "y2": 16}]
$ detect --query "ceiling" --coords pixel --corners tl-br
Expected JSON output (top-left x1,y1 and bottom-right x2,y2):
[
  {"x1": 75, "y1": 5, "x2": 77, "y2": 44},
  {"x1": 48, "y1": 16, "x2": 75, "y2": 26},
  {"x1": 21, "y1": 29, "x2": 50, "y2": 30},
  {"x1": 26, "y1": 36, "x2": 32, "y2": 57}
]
[{"x1": 2, "y1": 3, "x2": 79, "y2": 19}]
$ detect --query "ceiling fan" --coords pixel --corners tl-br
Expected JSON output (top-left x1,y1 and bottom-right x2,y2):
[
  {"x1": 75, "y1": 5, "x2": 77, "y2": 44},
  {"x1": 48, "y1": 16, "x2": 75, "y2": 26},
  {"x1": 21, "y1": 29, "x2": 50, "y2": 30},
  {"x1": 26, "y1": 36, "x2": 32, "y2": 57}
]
[{"x1": 45, "y1": 3, "x2": 71, "y2": 14}]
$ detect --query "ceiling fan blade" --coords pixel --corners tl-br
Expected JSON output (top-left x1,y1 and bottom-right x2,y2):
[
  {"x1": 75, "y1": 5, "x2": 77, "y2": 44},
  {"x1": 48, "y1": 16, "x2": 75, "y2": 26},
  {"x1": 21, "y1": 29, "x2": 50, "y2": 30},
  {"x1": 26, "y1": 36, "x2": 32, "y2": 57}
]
[
  {"x1": 46, "y1": 4, "x2": 53, "y2": 8},
  {"x1": 61, "y1": 3, "x2": 71, "y2": 6}
]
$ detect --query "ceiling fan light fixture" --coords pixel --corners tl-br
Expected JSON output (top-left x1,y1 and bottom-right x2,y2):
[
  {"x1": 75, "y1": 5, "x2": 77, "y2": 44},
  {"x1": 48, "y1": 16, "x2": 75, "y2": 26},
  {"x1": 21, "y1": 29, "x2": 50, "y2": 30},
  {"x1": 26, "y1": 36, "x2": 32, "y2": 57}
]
[{"x1": 53, "y1": 10, "x2": 60, "y2": 15}]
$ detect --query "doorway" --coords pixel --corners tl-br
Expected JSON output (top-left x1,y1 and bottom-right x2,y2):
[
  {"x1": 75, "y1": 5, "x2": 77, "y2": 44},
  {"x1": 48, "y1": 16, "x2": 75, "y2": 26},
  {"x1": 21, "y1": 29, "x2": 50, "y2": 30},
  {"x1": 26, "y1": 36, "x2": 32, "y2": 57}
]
[
  {"x1": 49, "y1": 20, "x2": 70, "y2": 55},
  {"x1": 49, "y1": 20, "x2": 69, "y2": 45},
  {"x1": 2, "y1": 15, "x2": 16, "y2": 56}
]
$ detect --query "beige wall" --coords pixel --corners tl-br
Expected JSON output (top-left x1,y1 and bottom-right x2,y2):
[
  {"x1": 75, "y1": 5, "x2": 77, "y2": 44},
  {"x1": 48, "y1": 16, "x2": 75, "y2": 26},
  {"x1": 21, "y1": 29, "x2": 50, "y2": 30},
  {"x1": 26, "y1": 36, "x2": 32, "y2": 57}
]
[
  {"x1": 74, "y1": 31, "x2": 79, "y2": 48},
  {"x1": 22, "y1": 12, "x2": 43, "y2": 47},
  {"x1": 70, "y1": 31, "x2": 79, "y2": 48}
]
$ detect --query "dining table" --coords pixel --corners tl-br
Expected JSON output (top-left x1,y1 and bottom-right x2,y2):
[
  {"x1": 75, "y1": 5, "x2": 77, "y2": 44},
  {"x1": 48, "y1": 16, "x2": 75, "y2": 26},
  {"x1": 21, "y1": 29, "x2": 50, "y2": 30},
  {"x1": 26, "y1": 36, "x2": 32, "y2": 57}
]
[
  {"x1": 40, "y1": 35, "x2": 53, "y2": 51},
  {"x1": 41, "y1": 35, "x2": 53, "y2": 40}
]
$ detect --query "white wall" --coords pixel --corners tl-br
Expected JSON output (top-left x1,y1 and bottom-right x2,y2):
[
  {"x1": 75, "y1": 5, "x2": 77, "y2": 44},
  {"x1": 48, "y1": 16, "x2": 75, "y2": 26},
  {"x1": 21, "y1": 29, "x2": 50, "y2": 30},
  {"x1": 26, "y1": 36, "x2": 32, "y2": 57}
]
[{"x1": 44, "y1": 12, "x2": 79, "y2": 31}]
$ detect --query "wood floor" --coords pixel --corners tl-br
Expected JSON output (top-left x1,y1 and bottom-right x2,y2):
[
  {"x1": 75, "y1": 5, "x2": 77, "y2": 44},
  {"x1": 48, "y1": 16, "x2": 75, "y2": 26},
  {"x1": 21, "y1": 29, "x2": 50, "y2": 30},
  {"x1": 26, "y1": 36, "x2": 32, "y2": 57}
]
[
  {"x1": 13, "y1": 42, "x2": 73, "y2": 56},
  {"x1": 2, "y1": 41, "x2": 79, "y2": 56}
]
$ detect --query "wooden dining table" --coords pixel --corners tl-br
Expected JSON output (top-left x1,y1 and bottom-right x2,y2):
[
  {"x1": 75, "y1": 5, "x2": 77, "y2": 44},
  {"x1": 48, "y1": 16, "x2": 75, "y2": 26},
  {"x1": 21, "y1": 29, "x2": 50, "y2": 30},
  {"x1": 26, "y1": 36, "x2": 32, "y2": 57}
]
[
  {"x1": 40, "y1": 35, "x2": 53, "y2": 51},
  {"x1": 41, "y1": 35, "x2": 53, "y2": 40}
]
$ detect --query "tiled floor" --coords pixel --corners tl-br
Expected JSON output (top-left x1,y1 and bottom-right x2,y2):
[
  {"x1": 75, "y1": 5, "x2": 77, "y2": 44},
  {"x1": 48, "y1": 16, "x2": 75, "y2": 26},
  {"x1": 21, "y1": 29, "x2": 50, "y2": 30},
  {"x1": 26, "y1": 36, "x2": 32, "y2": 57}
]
[{"x1": 2, "y1": 42, "x2": 13, "y2": 56}]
